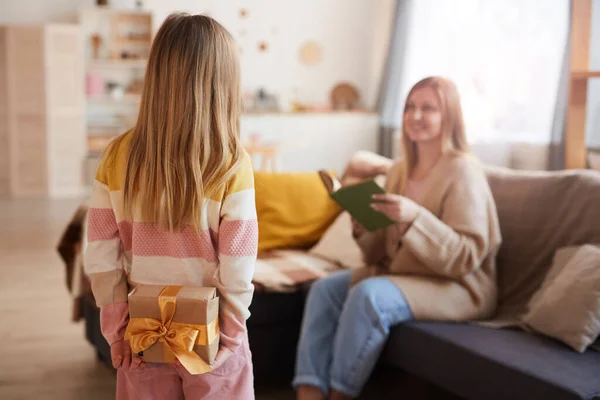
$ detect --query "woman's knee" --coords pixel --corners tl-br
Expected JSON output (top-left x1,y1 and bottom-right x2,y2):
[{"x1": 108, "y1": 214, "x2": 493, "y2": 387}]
[
  {"x1": 347, "y1": 278, "x2": 385, "y2": 308},
  {"x1": 346, "y1": 277, "x2": 408, "y2": 320}
]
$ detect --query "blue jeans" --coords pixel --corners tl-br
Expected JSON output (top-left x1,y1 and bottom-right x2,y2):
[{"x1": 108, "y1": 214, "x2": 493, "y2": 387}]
[{"x1": 292, "y1": 270, "x2": 413, "y2": 397}]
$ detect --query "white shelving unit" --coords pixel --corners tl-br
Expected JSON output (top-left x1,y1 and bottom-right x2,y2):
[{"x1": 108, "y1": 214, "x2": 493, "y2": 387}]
[{"x1": 79, "y1": 6, "x2": 152, "y2": 154}]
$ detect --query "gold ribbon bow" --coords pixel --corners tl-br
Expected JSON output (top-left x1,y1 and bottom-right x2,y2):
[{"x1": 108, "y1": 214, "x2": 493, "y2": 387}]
[{"x1": 125, "y1": 286, "x2": 216, "y2": 375}]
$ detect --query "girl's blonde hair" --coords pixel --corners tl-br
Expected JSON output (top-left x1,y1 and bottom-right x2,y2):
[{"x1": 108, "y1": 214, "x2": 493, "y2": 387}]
[
  {"x1": 105, "y1": 13, "x2": 243, "y2": 231},
  {"x1": 400, "y1": 76, "x2": 470, "y2": 188}
]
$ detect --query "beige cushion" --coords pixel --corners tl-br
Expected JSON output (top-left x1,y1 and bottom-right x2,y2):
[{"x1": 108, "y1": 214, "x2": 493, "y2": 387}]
[
  {"x1": 484, "y1": 166, "x2": 600, "y2": 323},
  {"x1": 309, "y1": 212, "x2": 365, "y2": 269},
  {"x1": 522, "y1": 244, "x2": 600, "y2": 353}
]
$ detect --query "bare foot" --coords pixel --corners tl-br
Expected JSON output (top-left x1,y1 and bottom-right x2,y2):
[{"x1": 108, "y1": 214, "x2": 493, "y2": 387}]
[
  {"x1": 329, "y1": 389, "x2": 353, "y2": 400},
  {"x1": 297, "y1": 385, "x2": 326, "y2": 400}
]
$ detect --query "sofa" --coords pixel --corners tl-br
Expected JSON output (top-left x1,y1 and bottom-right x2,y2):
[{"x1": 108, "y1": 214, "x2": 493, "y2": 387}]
[
  {"x1": 69, "y1": 159, "x2": 600, "y2": 400},
  {"x1": 247, "y1": 163, "x2": 600, "y2": 400}
]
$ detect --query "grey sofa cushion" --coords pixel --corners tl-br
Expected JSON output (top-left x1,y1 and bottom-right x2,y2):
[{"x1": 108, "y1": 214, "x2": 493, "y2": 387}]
[{"x1": 384, "y1": 322, "x2": 600, "y2": 400}]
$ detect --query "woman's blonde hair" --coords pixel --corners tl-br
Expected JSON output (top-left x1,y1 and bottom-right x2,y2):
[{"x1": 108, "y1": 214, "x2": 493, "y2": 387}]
[
  {"x1": 104, "y1": 13, "x2": 243, "y2": 231},
  {"x1": 400, "y1": 76, "x2": 470, "y2": 188}
]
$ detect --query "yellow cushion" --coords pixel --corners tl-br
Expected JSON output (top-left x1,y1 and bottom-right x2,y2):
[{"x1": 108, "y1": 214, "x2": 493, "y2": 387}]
[{"x1": 254, "y1": 171, "x2": 341, "y2": 253}]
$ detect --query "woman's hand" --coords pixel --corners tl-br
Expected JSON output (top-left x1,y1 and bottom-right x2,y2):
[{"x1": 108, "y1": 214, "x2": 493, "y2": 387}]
[{"x1": 371, "y1": 193, "x2": 421, "y2": 225}]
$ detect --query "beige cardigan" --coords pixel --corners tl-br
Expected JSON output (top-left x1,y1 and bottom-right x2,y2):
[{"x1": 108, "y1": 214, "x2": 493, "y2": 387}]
[{"x1": 353, "y1": 153, "x2": 502, "y2": 321}]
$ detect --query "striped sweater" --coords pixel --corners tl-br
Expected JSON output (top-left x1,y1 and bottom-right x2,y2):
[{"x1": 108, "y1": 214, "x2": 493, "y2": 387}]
[{"x1": 84, "y1": 132, "x2": 258, "y2": 357}]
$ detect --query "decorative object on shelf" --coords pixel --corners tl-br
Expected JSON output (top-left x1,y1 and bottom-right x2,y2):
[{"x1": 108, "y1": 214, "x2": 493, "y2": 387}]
[
  {"x1": 330, "y1": 82, "x2": 360, "y2": 111},
  {"x1": 120, "y1": 50, "x2": 142, "y2": 59},
  {"x1": 299, "y1": 41, "x2": 322, "y2": 66},
  {"x1": 136, "y1": 0, "x2": 143, "y2": 9},
  {"x1": 253, "y1": 88, "x2": 279, "y2": 112},
  {"x1": 110, "y1": 11, "x2": 152, "y2": 60},
  {"x1": 91, "y1": 34, "x2": 102, "y2": 59},
  {"x1": 107, "y1": 81, "x2": 125, "y2": 100},
  {"x1": 96, "y1": 0, "x2": 108, "y2": 5},
  {"x1": 258, "y1": 41, "x2": 269, "y2": 52},
  {"x1": 86, "y1": 73, "x2": 105, "y2": 96},
  {"x1": 291, "y1": 102, "x2": 309, "y2": 113},
  {"x1": 289, "y1": 102, "x2": 332, "y2": 113},
  {"x1": 122, "y1": 31, "x2": 150, "y2": 40}
]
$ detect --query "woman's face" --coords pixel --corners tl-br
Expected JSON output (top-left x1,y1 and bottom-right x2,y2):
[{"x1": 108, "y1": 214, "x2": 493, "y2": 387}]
[{"x1": 403, "y1": 87, "x2": 443, "y2": 143}]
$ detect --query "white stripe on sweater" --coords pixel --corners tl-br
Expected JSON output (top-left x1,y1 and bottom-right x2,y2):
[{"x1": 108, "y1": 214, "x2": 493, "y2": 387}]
[
  {"x1": 128, "y1": 256, "x2": 218, "y2": 287},
  {"x1": 221, "y1": 189, "x2": 257, "y2": 221},
  {"x1": 85, "y1": 238, "x2": 121, "y2": 274}
]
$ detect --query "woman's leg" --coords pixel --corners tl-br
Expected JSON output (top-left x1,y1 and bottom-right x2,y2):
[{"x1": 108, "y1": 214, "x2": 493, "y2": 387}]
[
  {"x1": 292, "y1": 270, "x2": 353, "y2": 397},
  {"x1": 329, "y1": 277, "x2": 413, "y2": 398}
]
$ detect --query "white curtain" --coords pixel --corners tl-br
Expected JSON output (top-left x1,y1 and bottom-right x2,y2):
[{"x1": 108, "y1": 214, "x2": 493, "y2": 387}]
[{"x1": 391, "y1": 0, "x2": 570, "y2": 165}]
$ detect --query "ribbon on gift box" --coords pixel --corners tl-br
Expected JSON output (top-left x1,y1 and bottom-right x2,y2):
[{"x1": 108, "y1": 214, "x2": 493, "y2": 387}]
[{"x1": 124, "y1": 285, "x2": 219, "y2": 375}]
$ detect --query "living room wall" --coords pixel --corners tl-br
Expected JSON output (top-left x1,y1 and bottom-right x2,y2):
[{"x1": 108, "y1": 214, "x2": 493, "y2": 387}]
[{"x1": 0, "y1": 0, "x2": 393, "y2": 110}]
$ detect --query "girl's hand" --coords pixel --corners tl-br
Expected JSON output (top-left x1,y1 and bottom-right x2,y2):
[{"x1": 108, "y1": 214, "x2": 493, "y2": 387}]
[
  {"x1": 110, "y1": 339, "x2": 132, "y2": 369},
  {"x1": 371, "y1": 194, "x2": 420, "y2": 225}
]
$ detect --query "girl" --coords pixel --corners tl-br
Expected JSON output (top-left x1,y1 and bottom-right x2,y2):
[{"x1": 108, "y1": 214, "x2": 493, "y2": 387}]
[
  {"x1": 293, "y1": 77, "x2": 502, "y2": 400},
  {"x1": 85, "y1": 14, "x2": 257, "y2": 399}
]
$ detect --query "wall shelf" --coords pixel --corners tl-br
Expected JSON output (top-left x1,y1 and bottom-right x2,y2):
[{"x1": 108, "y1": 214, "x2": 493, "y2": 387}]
[
  {"x1": 571, "y1": 70, "x2": 600, "y2": 79},
  {"x1": 87, "y1": 59, "x2": 147, "y2": 69},
  {"x1": 87, "y1": 93, "x2": 141, "y2": 104}
]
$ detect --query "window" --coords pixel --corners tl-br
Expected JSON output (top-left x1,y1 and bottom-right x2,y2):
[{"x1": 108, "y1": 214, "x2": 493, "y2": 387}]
[{"x1": 398, "y1": 0, "x2": 569, "y2": 145}]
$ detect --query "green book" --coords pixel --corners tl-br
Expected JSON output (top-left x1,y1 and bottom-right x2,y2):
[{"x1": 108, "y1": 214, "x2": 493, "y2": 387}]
[{"x1": 318, "y1": 170, "x2": 394, "y2": 232}]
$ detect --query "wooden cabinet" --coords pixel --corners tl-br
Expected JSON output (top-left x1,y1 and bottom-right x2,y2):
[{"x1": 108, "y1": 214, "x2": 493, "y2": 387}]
[{"x1": 0, "y1": 24, "x2": 85, "y2": 198}]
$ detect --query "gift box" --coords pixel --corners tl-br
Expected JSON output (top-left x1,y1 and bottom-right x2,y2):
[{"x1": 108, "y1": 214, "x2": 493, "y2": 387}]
[{"x1": 125, "y1": 285, "x2": 219, "y2": 375}]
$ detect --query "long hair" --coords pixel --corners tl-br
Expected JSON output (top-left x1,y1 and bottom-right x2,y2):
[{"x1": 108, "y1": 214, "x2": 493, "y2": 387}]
[
  {"x1": 104, "y1": 13, "x2": 243, "y2": 231},
  {"x1": 400, "y1": 76, "x2": 470, "y2": 189}
]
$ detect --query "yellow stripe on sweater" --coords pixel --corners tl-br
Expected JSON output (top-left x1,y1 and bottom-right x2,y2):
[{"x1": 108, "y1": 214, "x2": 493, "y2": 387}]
[{"x1": 95, "y1": 131, "x2": 254, "y2": 201}]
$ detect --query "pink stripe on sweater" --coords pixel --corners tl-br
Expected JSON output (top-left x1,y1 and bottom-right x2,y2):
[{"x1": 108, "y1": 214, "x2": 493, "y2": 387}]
[
  {"x1": 124, "y1": 222, "x2": 218, "y2": 261},
  {"x1": 117, "y1": 221, "x2": 132, "y2": 252},
  {"x1": 88, "y1": 208, "x2": 119, "y2": 242},
  {"x1": 100, "y1": 302, "x2": 129, "y2": 345},
  {"x1": 219, "y1": 219, "x2": 258, "y2": 257}
]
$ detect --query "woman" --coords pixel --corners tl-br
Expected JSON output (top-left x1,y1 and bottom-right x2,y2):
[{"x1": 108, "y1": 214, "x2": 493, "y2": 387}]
[{"x1": 293, "y1": 76, "x2": 502, "y2": 400}]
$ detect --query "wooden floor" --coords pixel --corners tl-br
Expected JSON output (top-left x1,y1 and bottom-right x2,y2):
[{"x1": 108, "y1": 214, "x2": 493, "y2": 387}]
[
  {"x1": 0, "y1": 197, "x2": 116, "y2": 399},
  {"x1": 0, "y1": 197, "x2": 294, "y2": 400}
]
